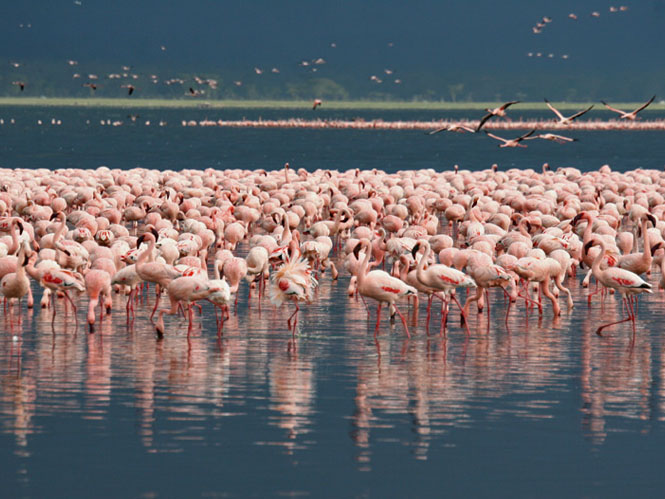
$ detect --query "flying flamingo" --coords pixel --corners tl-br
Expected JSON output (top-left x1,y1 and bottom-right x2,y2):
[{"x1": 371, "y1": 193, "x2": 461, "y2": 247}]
[
  {"x1": 525, "y1": 132, "x2": 578, "y2": 144},
  {"x1": 600, "y1": 95, "x2": 656, "y2": 120},
  {"x1": 543, "y1": 99, "x2": 594, "y2": 125},
  {"x1": 353, "y1": 239, "x2": 417, "y2": 338},
  {"x1": 426, "y1": 123, "x2": 476, "y2": 135},
  {"x1": 485, "y1": 129, "x2": 535, "y2": 148},
  {"x1": 476, "y1": 101, "x2": 520, "y2": 131},
  {"x1": 587, "y1": 237, "x2": 652, "y2": 337}
]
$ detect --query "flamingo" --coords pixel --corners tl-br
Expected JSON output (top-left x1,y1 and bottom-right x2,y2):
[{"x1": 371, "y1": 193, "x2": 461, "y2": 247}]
[
  {"x1": 41, "y1": 268, "x2": 85, "y2": 331},
  {"x1": 485, "y1": 129, "x2": 535, "y2": 148},
  {"x1": 587, "y1": 237, "x2": 652, "y2": 336},
  {"x1": 525, "y1": 133, "x2": 578, "y2": 144},
  {"x1": 411, "y1": 239, "x2": 476, "y2": 335},
  {"x1": 543, "y1": 100, "x2": 594, "y2": 125},
  {"x1": 135, "y1": 230, "x2": 182, "y2": 320},
  {"x1": 0, "y1": 243, "x2": 30, "y2": 327},
  {"x1": 426, "y1": 123, "x2": 476, "y2": 135},
  {"x1": 268, "y1": 242, "x2": 318, "y2": 342},
  {"x1": 85, "y1": 269, "x2": 112, "y2": 332},
  {"x1": 617, "y1": 213, "x2": 657, "y2": 275},
  {"x1": 600, "y1": 96, "x2": 656, "y2": 120},
  {"x1": 476, "y1": 101, "x2": 520, "y2": 131},
  {"x1": 154, "y1": 276, "x2": 222, "y2": 338},
  {"x1": 353, "y1": 239, "x2": 417, "y2": 338},
  {"x1": 111, "y1": 264, "x2": 141, "y2": 321}
]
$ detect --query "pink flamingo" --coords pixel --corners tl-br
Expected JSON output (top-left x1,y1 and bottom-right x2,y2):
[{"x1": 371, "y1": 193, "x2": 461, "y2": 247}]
[
  {"x1": 617, "y1": 213, "x2": 657, "y2": 275},
  {"x1": 135, "y1": 230, "x2": 182, "y2": 320},
  {"x1": 587, "y1": 237, "x2": 652, "y2": 337},
  {"x1": 476, "y1": 101, "x2": 520, "y2": 131},
  {"x1": 41, "y1": 268, "x2": 85, "y2": 331},
  {"x1": 155, "y1": 276, "x2": 222, "y2": 338},
  {"x1": 543, "y1": 99, "x2": 594, "y2": 125},
  {"x1": 411, "y1": 239, "x2": 476, "y2": 335},
  {"x1": 0, "y1": 243, "x2": 30, "y2": 327},
  {"x1": 600, "y1": 96, "x2": 656, "y2": 120},
  {"x1": 485, "y1": 129, "x2": 536, "y2": 148},
  {"x1": 111, "y1": 264, "x2": 141, "y2": 321},
  {"x1": 85, "y1": 269, "x2": 112, "y2": 332},
  {"x1": 268, "y1": 243, "x2": 318, "y2": 343},
  {"x1": 354, "y1": 239, "x2": 416, "y2": 338}
]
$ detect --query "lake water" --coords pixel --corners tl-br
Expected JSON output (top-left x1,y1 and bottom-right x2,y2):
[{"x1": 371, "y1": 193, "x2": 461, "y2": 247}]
[{"x1": 1, "y1": 105, "x2": 665, "y2": 498}]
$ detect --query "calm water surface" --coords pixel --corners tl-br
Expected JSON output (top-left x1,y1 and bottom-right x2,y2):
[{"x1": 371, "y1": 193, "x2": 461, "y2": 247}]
[{"x1": 1, "y1": 106, "x2": 665, "y2": 497}]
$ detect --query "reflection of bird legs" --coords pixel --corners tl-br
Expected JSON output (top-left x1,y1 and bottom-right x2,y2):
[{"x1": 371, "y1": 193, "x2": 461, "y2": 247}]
[
  {"x1": 287, "y1": 303, "x2": 300, "y2": 353},
  {"x1": 287, "y1": 303, "x2": 300, "y2": 335},
  {"x1": 596, "y1": 297, "x2": 634, "y2": 337}
]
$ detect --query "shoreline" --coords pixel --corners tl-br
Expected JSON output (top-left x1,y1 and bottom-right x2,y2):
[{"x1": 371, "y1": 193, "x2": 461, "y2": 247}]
[{"x1": 0, "y1": 97, "x2": 663, "y2": 111}]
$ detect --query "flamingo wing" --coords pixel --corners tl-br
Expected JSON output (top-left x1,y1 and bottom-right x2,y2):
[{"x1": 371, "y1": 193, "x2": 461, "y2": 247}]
[
  {"x1": 568, "y1": 105, "x2": 594, "y2": 120},
  {"x1": 544, "y1": 99, "x2": 565, "y2": 120},
  {"x1": 475, "y1": 112, "x2": 493, "y2": 132},
  {"x1": 426, "y1": 126, "x2": 448, "y2": 135},
  {"x1": 500, "y1": 100, "x2": 520, "y2": 111},
  {"x1": 632, "y1": 95, "x2": 656, "y2": 114},
  {"x1": 484, "y1": 131, "x2": 506, "y2": 143},
  {"x1": 600, "y1": 100, "x2": 625, "y2": 115}
]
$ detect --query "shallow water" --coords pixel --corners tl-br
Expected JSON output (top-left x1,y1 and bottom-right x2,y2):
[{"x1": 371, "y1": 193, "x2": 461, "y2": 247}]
[{"x1": 2, "y1": 105, "x2": 665, "y2": 497}]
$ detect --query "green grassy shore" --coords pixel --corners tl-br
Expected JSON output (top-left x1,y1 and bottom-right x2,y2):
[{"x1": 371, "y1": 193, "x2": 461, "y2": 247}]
[{"x1": 0, "y1": 97, "x2": 663, "y2": 112}]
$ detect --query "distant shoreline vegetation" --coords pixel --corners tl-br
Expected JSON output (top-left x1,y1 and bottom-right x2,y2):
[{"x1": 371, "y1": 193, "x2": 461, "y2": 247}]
[{"x1": 0, "y1": 97, "x2": 663, "y2": 111}]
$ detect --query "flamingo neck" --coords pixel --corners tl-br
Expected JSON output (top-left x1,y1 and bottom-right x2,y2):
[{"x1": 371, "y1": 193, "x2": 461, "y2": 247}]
[
  {"x1": 137, "y1": 235, "x2": 155, "y2": 266},
  {"x1": 356, "y1": 240, "x2": 372, "y2": 287},
  {"x1": 54, "y1": 213, "x2": 67, "y2": 245},
  {"x1": 415, "y1": 241, "x2": 430, "y2": 282},
  {"x1": 641, "y1": 218, "x2": 651, "y2": 258},
  {"x1": 591, "y1": 239, "x2": 607, "y2": 274}
]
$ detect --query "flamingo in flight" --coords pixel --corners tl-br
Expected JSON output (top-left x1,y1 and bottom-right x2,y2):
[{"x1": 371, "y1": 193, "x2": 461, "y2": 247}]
[
  {"x1": 485, "y1": 129, "x2": 535, "y2": 148},
  {"x1": 426, "y1": 123, "x2": 475, "y2": 135},
  {"x1": 544, "y1": 99, "x2": 594, "y2": 125},
  {"x1": 600, "y1": 95, "x2": 656, "y2": 120},
  {"x1": 476, "y1": 101, "x2": 520, "y2": 131},
  {"x1": 525, "y1": 133, "x2": 578, "y2": 144}
]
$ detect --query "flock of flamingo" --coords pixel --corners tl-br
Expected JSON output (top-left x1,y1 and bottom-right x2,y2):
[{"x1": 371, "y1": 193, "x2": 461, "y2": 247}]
[{"x1": 0, "y1": 162, "x2": 662, "y2": 349}]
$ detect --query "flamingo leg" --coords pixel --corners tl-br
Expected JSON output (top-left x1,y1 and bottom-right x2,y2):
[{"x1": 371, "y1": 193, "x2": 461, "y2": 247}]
[
  {"x1": 486, "y1": 289, "x2": 491, "y2": 333},
  {"x1": 392, "y1": 304, "x2": 411, "y2": 339},
  {"x1": 450, "y1": 294, "x2": 471, "y2": 336},
  {"x1": 374, "y1": 303, "x2": 382, "y2": 337},
  {"x1": 439, "y1": 296, "x2": 448, "y2": 337},
  {"x1": 63, "y1": 291, "x2": 79, "y2": 332},
  {"x1": 425, "y1": 294, "x2": 433, "y2": 336},
  {"x1": 51, "y1": 292, "x2": 57, "y2": 333},
  {"x1": 150, "y1": 285, "x2": 161, "y2": 321}
]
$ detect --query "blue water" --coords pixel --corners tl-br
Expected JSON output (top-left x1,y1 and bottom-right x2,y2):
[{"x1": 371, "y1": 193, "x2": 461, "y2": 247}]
[
  {"x1": 1, "y1": 106, "x2": 664, "y2": 173},
  {"x1": 1, "y1": 105, "x2": 665, "y2": 498}
]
